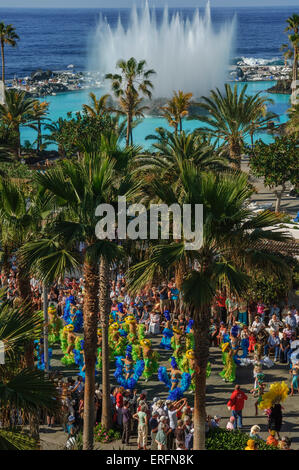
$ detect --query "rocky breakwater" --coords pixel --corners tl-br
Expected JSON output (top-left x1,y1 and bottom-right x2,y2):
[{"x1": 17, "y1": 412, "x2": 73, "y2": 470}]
[{"x1": 10, "y1": 69, "x2": 103, "y2": 97}]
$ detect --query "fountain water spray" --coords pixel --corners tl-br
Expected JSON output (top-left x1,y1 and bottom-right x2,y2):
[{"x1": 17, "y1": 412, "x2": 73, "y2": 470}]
[{"x1": 90, "y1": 1, "x2": 235, "y2": 98}]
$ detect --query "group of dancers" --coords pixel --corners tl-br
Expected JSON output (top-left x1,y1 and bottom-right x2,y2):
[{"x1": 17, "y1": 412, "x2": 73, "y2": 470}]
[{"x1": 35, "y1": 296, "x2": 299, "y2": 410}]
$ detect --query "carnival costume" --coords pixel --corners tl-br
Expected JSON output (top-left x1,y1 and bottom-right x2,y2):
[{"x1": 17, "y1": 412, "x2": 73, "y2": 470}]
[
  {"x1": 108, "y1": 322, "x2": 127, "y2": 359},
  {"x1": 160, "y1": 311, "x2": 173, "y2": 351},
  {"x1": 34, "y1": 339, "x2": 52, "y2": 370},
  {"x1": 48, "y1": 304, "x2": 63, "y2": 345},
  {"x1": 63, "y1": 295, "x2": 76, "y2": 324},
  {"x1": 123, "y1": 315, "x2": 145, "y2": 344},
  {"x1": 171, "y1": 327, "x2": 185, "y2": 363},
  {"x1": 219, "y1": 342, "x2": 236, "y2": 383},
  {"x1": 69, "y1": 306, "x2": 83, "y2": 333},
  {"x1": 74, "y1": 339, "x2": 98, "y2": 381},
  {"x1": 114, "y1": 345, "x2": 145, "y2": 390},
  {"x1": 180, "y1": 349, "x2": 211, "y2": 391},
  {"x1": 158, "y1": 356, "x2": 191, "y2": 400},
  {"x1": 140, "y1": 339, "x2": 159, "y2": 381},
  {"x1": 252, "y1": 372, "x2": 266, "y2": 406},
  {"x1": 60, "y1": 324, "x2": 77, "y2": 366},
  {"x1": 258, "y1": 381, "x2": 289, "y2": 411}
]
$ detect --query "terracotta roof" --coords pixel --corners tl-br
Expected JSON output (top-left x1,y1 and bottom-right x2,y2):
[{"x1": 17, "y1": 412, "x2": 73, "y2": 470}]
[{"x1": 252, "y1": 239, "x2": 299, "y2": 257}]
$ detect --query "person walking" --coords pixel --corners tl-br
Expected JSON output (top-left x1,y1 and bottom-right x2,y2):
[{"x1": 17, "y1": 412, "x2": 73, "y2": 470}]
[
  {"x1": 227, "y1": 384, "x2": 248, "y2": 430},
  {"x1": 121, "y1": 401, "x2": 132, "y2": 446}
]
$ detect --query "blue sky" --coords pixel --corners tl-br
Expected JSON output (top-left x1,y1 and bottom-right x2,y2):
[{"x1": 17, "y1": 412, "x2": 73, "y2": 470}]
[{"x1": 1, "y1": 0, "x2": 299, "y2": 8}]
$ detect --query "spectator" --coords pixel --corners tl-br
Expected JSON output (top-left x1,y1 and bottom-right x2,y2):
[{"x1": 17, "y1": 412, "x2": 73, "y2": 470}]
[{"x1": 227, "y1": 385, "x2": 248, "y2": 430}]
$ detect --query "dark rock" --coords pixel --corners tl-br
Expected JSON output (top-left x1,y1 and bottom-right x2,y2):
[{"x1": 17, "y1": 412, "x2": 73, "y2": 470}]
[
  {"x1": 267, "y1": 79, "x2": 292, "y2": 95},
  {"x1": 31, "y1": 69, "x2": 53, "y2": 81},
  {"x1": 236, "y1": 67, "x2": 244, "y2": 79}
]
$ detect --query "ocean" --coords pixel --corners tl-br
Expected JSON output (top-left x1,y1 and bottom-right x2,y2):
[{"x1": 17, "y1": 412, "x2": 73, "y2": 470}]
[
  {"x1": 0, "y1": 5, "x2": 296, "y2": 148},
  {"x1": 0, "y1": 6, "x2": 298, "y2": 79}
]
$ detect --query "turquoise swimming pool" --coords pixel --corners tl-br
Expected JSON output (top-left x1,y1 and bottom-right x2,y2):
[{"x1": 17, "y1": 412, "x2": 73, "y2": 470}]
[{"x1": 21, "y1": 81, "x2": 291, "y2": 150}]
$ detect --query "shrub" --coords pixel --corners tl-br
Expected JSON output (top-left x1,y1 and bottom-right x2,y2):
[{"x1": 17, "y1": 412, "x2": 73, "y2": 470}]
[
  {"x1": 94, "y1": 423, "x2": 121, "y2": 443},
  {"x1": 206, "y1": 428, "x2": 277, "y2": 450}
]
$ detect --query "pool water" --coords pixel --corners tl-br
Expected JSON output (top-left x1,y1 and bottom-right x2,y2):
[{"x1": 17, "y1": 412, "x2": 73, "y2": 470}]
[{"x1": 21, "y1": 81, "x2": 291, "y2": 150}]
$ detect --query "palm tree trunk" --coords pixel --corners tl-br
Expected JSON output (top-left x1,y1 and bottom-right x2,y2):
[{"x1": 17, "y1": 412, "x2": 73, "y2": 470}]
[
  {"x1": 37, "y1": 119, "x2": 41, "y2": 153},
  {"x1": 193, "y1": 308, "x2": 210, "y2": 450},
  {"x1": 43, "y1": 283, "x2": 49, "y2": 374},
  {"x1": 126, "y1": 112, "x2": 132, "y2": 147},
  {"x1": 17, "y1": 272, "x2": 34, "y2": 367},
  {"x1": 175, "y1": 259, "x2": 185, "y2": 290},
  {"x1": 82, "y1": 258, "x2": 99, "y2": 450},
  {"x1": 229, "y1": 139, "x2": 242, "y2": 170},
  {"x1": 99, "y1": 255, "x2": 112, "y2": 430},
  {"x1": 14, "y1": 124, "x2": 21, "y2": 160},
  {"x1": 1, "y1": 243, "x2": 10, "y2": 286},
  {"x1": 274, "y1": 183, "x2": 286, "y2": 212},
  {"x1": 1, "y1": 40, "x2": 5, "y2": 84},
  {"x1": 293, "y1": 46, "x2": 298, "y2": 84},
  {"x1": 17, "y1": 269, "x2": 40, "y2": 440}
]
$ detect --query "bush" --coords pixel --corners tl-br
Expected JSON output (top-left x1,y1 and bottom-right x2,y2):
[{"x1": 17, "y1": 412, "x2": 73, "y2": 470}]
[
  {"x1": 206, "y1": 428, "x2": 277, "y2": 450},
  {"x1": 94, "y1": 423, "x2": 121, "y2": 443}
]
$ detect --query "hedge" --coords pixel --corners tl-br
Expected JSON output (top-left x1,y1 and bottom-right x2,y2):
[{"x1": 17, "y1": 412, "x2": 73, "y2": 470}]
[{"x1": 206, "y1": 428, "x2": 277, "y2": 450}]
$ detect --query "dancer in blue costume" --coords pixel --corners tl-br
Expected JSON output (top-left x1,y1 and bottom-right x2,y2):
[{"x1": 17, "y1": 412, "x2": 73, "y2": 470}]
[
  {"x1": 186, "y1": 319, "x2": 194, "y2": 334},
  {"x1": 69, "y1": 305, "x2": 83, "y2": 333},
  {"x1": 34, "y1": 339, "x2": 52, "y2": 371},
  {"x1": 74, "y1": 340, "x2": 98, "y2": 381},
  {"x1": 114, "y1": 345, "x2": 144, "y2": 390},
  {"x1": 160, "y1": 311, "x2": 173, "y2": 350},
  {"x1": 158, "y1": 357, "x2": 191, "y2": 400},
  {"x1": 74, "y1": 339, "x2": 85, "y2": 380},
  {"x1": 63, "y1": 295, "x2": 76, "y2": 324}
]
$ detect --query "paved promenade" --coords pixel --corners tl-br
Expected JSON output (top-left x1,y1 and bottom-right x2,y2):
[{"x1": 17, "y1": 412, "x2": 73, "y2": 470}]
[{"x1": 40, "y1": 339, "x2": 299, "y2": 450}]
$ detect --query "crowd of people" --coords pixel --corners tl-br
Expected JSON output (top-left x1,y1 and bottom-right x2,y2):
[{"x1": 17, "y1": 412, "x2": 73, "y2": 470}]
[{"x1": 1, "y1": 263, "x2": 298, "y2": 451}]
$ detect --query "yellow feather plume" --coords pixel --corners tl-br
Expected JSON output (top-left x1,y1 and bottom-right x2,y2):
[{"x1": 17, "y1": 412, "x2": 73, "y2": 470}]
[{"x1": 258, "y1": 381, "x2": 289, "y2": 410}]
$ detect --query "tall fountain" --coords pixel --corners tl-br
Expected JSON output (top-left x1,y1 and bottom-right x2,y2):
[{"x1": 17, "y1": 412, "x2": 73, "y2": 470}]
[{"x1": 89, "y1": 1, "x2": 235, "y2": 98}]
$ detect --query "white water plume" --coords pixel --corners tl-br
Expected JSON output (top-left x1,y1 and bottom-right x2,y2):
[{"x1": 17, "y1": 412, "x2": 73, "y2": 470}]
[{"x1": 89, "y1": 1, "x2": 235, "y2": 98}]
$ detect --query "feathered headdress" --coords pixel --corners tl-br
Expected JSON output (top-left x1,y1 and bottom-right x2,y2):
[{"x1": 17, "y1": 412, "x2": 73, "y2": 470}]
[
  {"x1": 258, "y1": 381, "x2": 289, "y2": 410},
  {"x1": 170, "y1": 356, "x2": 178, "y2": 368}
]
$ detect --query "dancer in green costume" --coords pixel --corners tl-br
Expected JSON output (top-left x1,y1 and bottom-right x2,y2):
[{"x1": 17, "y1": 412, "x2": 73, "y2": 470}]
[
  {"x1": 219, "y1": 342, "x2": 236, "y2": 383},
  {"x1": 48, "y1": 304, "x2": 63, "y2": 345},
  {"x1": 140, "y1": 339, "x2": 159, "y2": 382},
  {"x1": 61, "y1": 324, "x2": 77, "y2": 366}
]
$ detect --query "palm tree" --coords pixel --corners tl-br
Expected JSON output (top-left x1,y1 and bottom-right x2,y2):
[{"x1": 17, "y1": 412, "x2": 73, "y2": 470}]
[
  {"x1": 287, "y1": 103, "x2": 299, "y2": 136},
  {"x1": 196, "y1": 84, "x2": 274, "y2": 169},
  {"x1": 27, "y1": 101, "x2": 50, "y2": 152},
  {"x1": 280, "y1": 43, "x2": 293, "y2": 67},
  {"x1": 0, "y1": 177, "x2": 51, "y2": 380},
  {"x1": 285, "y1": 14, "x2": 299, "y2": 89},
  {"x1": 134, "y1": 130, "x2": 229, "y2": 196},
  {"x1": 0, "y1": 295, "x2": 58, "y2": 449},
  {"x1": 82, "y1": 92, "x2": 111, "y2": 117},
  {"x1": 44, "y1": 118, "x2": 66, "y2": 157},
  {"x1": 0, "y1": 89, "x2": 36, "y2": 159},
  {"x1": 0, "y1": 23, "x2": 19, "y2": 84},
  {"x1": 128, "y1": 166, "x2": 290, "y2": 450},
  {"x1": 161, "y1": 90, "x2": 193, "y2": 134},
  {"x1": 105, "y1": 57, "x2": 156, "y2": 146},
  {"x1": 20, "y1": 153, "x2": 123, "y2": 450}
]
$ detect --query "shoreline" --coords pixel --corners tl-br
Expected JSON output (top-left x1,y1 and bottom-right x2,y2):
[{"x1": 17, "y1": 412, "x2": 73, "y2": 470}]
[{"x1": 6, "y1": 61, "x2": 292, "y2": 98}]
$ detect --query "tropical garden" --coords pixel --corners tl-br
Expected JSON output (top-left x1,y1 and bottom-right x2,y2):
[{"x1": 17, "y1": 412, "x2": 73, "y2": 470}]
[{"x1": 0, "y1": 15, "x2": 298, "y2": 452}]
